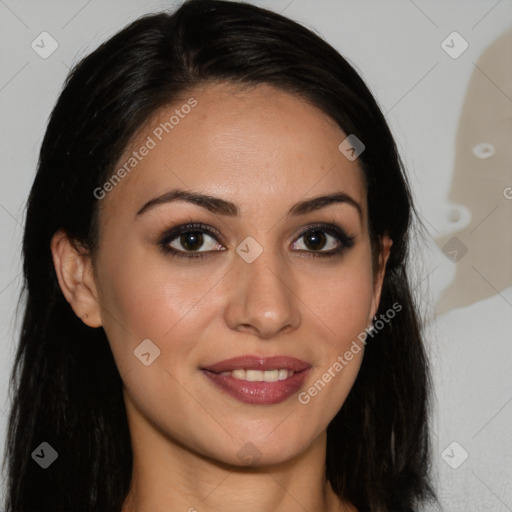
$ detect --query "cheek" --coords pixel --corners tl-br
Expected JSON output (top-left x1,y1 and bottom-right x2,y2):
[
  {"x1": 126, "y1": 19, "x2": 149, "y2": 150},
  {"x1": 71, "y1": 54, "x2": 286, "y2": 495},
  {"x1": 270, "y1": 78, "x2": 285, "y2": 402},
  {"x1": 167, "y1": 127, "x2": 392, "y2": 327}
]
[
  {"x1": 94, "y1": 253, "x2": 211, "y2": 432},
  {"x1": 298, "y1": 250, "x2": 374, "y2": 409},
  {"x1": 94, "y1": 246, "x2": 204, "y2": 370},
  {"x1": 98, "y1": 239, "x2": 210, "y2": 325},
  {"x1": 310, "y1": 252, "x2": 375, "y2": 344}
]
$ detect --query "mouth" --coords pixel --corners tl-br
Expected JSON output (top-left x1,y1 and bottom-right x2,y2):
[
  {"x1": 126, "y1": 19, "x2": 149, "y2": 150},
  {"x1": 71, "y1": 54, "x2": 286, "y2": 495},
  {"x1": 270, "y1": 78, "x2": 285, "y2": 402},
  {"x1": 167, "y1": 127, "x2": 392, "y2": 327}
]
[{"x1": 201, "y1": 355, "x2": 312, "y2": 405}]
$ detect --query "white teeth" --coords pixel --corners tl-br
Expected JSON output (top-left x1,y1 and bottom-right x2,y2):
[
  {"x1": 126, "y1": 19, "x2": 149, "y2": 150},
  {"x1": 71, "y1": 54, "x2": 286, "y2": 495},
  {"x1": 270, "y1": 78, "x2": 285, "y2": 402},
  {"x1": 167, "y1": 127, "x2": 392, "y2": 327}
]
[
  {"x1": 246, "y1": 370, "x2": 263, "y2": 382},
  {"x1": 263, "y1": 370, "x2": 279, "y2": 382},
  {"x1": 225, "y1": 369, "x2": 295, "y2": 381},
  {"x1": 232, "y1": 369, "x2": 246, "y2": 380},
  {"x1": 279, "y1": 369, "x2": 289, "y2": 380}
]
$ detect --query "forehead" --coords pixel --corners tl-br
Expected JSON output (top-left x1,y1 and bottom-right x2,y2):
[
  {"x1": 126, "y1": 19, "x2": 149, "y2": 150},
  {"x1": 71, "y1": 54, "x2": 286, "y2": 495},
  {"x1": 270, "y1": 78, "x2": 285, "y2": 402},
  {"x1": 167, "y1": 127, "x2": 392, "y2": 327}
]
[{"x1": 100, "y1": 82, "x2": 367, "y2": 223}]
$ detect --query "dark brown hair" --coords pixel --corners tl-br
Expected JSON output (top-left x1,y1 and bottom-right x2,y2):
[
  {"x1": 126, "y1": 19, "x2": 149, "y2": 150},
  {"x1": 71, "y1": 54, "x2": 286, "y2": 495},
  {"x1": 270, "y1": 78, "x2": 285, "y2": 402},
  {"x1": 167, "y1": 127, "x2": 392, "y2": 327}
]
[{"x1": 4, "y1": 1, "x2": 438, "y2": 510}]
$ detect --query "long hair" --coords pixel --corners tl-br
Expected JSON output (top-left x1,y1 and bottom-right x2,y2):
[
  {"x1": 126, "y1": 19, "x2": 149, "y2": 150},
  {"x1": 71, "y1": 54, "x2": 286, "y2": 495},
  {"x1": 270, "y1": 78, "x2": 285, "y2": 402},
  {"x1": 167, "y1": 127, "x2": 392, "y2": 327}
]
[{"x1": 3, "y1": 1, "x2": 438, "y2": 510}]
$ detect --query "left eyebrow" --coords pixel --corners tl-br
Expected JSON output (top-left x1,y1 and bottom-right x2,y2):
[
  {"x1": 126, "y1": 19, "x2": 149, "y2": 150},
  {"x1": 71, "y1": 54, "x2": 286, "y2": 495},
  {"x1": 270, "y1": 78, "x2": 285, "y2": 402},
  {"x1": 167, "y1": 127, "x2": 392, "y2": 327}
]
[{"x1": 135, "y1": 189, "x2": 363, "y2": 220}]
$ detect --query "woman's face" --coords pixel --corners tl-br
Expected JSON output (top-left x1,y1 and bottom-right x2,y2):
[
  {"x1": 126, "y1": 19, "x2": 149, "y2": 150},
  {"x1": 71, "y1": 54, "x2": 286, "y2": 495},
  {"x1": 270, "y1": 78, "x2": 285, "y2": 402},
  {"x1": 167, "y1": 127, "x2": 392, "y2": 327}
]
[{"x1": 87, "y1": 82, "x2": 389, "y2": 466}]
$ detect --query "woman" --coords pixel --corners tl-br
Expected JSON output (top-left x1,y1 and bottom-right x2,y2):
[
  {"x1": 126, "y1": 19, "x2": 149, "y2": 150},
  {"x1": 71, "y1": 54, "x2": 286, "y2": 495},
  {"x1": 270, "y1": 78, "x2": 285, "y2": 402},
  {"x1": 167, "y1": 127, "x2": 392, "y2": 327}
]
[{"x1": 3, "y1": 0, "x2": 439, "y2": 510}]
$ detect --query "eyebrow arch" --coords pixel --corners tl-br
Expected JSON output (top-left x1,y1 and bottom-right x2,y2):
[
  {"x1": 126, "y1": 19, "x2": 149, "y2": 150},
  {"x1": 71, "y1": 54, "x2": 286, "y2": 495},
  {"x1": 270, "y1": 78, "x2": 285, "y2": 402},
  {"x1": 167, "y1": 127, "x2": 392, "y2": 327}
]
[{"x1": 135, "y1": 189, "x2": 363, "y2": 219}]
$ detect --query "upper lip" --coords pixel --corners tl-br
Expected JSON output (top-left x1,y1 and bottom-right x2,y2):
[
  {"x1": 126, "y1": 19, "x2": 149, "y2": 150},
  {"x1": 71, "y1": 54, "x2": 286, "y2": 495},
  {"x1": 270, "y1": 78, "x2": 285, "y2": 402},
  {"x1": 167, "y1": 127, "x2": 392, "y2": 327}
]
[{"x1": 202, "y1": 355, "x2": 311, "y2": 373}]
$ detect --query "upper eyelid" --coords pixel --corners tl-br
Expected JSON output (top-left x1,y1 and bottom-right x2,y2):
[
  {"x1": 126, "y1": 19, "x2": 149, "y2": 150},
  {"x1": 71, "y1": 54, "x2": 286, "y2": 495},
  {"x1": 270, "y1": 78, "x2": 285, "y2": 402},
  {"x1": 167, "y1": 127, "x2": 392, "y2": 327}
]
[{"x1": 160, "y1": 223, "x2": 223, "y2": 244}]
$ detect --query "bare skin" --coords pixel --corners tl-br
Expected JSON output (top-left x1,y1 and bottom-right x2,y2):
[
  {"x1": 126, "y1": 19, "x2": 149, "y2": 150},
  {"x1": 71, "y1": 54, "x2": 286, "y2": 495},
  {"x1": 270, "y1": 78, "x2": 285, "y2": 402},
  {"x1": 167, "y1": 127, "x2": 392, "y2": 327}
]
[{"x1": 51, "y1": 82, "x2": 390, "y2": 512}]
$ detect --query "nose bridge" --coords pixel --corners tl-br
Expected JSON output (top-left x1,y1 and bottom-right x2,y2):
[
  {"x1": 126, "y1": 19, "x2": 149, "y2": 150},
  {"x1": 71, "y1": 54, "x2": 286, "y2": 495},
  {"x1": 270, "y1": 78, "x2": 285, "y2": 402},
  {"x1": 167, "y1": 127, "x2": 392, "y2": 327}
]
[{"x1": 225, "y1": 236, "x2": 301, "y2": 338}]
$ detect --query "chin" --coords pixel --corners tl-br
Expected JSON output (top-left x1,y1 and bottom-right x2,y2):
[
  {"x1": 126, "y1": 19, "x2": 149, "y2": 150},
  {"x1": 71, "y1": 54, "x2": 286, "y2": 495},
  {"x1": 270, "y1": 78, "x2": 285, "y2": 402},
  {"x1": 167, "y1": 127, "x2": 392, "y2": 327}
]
[{"x1": 195, "y1": 429, "x2": 319, "y2": 469}]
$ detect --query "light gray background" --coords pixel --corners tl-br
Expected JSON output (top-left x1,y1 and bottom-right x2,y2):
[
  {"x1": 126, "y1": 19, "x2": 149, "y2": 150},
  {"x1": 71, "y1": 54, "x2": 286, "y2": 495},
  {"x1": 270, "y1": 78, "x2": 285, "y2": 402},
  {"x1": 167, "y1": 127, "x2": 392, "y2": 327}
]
[{"x1": 1, "y1": 1, "x2": 511, "y2": 510}]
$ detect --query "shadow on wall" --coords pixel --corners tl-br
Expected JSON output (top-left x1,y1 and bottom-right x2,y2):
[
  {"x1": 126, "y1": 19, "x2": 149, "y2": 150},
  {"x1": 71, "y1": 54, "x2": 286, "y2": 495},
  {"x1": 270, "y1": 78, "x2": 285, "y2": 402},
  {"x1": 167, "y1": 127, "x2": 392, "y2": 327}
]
[{"x1": 436, "y1": 27, "x2": 512, "y2": 316}]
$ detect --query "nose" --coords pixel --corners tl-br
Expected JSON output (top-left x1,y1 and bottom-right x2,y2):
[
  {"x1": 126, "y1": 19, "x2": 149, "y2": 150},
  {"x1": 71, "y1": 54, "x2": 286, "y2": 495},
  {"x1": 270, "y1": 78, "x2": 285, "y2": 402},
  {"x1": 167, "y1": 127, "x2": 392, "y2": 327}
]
[{"x1": 224, "y1": 244, "x2": 301, "y2": 339}]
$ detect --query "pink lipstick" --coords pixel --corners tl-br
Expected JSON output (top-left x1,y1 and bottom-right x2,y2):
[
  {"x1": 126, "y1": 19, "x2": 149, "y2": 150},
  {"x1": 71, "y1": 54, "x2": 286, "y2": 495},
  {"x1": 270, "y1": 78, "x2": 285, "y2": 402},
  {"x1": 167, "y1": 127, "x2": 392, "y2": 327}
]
[{"x1": 201, "y1": 355, "x2": 312, "y2": 405}]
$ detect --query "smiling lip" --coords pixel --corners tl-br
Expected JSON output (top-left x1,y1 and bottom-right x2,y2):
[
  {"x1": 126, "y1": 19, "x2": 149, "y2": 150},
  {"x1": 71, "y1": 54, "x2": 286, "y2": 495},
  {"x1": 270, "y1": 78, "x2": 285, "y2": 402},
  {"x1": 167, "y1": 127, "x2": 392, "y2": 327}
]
[
  {"x1": 201, "y1": 355, "x2": 312, "y2": 405},
  {"x1": 202, "y1": 355, "x2": 311, "y2": 373}
]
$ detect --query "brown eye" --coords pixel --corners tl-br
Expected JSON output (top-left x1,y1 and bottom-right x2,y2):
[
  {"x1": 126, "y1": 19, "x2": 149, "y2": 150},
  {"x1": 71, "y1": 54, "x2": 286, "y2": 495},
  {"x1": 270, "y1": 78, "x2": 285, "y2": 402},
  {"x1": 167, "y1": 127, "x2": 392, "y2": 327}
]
[
  {"x1": 167, "y1": 230, "x2": 221, "y2": 254},
  {"x1": 158, "y1": 222, "x2": 225, "y2": 260},
  {"x1": 291, "y1": 223, "x2": 356, "y2": 258},
  {"x1": 158, "y1": 222, "x2": 354, "y2": 261},
  {"x1": 179, "y1": 231, "x2": 205, "y2": 251},
  {"x1": 302, "y1": 230, "x2": 328, "y2": 251}
]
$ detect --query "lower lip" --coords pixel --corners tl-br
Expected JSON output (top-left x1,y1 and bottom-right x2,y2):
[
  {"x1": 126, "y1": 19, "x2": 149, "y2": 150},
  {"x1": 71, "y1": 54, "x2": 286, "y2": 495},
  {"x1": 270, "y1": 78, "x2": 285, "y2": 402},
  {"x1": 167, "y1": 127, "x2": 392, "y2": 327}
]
[{"x1": 202, "y1": 369, "x2": 311, "y2": 405}]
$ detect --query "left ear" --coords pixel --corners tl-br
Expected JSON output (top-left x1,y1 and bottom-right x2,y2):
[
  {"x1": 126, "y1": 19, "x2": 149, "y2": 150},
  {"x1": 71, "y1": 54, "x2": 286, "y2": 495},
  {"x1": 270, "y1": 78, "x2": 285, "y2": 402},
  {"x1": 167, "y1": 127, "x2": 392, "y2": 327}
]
[{"x1": 369, "y1": 234, "x2": 393, "y2": 321}]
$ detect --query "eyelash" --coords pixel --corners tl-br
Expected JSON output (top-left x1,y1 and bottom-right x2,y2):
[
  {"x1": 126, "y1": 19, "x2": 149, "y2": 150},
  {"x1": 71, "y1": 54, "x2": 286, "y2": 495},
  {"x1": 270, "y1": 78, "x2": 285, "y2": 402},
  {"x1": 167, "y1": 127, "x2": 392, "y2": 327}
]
[{"x1": 157, "y1": 221, "x2": 355, "y2": 261}]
